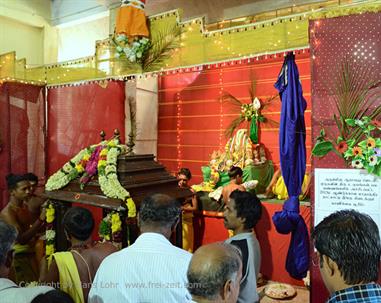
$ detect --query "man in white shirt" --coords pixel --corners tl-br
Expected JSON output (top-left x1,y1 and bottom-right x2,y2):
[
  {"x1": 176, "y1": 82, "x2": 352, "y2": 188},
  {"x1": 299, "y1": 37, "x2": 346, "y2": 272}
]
[
  {"x1": 0, "y1": 220, "x2": 53, "y2": 303},
  {"x1": 89, "y1": 193, "x2": 192, "y2": 303}
]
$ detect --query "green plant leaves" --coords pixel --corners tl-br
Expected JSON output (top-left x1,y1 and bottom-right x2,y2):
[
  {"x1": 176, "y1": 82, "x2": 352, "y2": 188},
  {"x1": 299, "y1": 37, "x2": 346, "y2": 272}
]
[{"x1": 312, "y1": 141, "x2": 334, "y2": 157}]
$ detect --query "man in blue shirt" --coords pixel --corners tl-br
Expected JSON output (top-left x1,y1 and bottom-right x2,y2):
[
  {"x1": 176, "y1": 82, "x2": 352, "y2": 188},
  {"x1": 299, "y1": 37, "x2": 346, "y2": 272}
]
[{"x1": 312, "y1": 210, "x2": 381, "y2": 302}]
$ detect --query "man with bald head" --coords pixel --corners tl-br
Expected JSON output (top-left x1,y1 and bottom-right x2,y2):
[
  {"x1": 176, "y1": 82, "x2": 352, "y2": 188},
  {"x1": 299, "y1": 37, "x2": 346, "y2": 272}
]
[{"x1": 187, "y1": 243, "x2": 242, "y2": 303}]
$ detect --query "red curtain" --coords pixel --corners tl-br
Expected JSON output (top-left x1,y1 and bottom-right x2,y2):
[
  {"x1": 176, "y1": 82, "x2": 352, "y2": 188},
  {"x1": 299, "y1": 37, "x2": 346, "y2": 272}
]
[
  {"x1": 157, "y1": 53, "x2": 311, "y2": 283},
  {"x1": 47, "y1": 81, "x2": 126, "y2": 175},
  {"x1": 310, "y1": 12, "x2": 381, "y2": 303},
  {"x1": 47, "y1": 80, "x2": 126, "y2": 240},
  {"x1": 157, "y1": 53, "x2": 311, "y2": 185},
  {"x1": 0, "y1": 83, "x2": 45, "y2": 209}
]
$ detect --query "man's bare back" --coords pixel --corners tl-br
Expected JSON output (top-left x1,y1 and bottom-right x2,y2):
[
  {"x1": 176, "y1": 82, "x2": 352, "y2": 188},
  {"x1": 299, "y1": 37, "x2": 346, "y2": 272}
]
[
  {"x1": 222, "y1": 182, "x2": 246, "y2": 205},
  {"x1": 41, "y1": 241, "x2": 117, "y2": 301}
]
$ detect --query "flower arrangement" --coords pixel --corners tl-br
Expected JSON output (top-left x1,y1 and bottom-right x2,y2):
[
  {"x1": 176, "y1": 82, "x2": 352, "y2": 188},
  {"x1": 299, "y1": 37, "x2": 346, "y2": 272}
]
[
  {"x1": 312, "y1": 57, "x2": 381, "y2": 177},
  {"x1": 99, "y1": 211, "x2": 123, "y2": 243},
  {"x1": 313, "y1": 117, "x2": 381, "y2": 176},
  {"x1": 222, "y1": 78, "x2": 277, "y2": 144},
  {"x1": 45, "y1": 138, "x2": 136, "y2": 218},
  {"x1": 113, "y1": 34, "x2": 151, "y2": 64},
  {"x1": 45, "y1": 202, "x2": 55, "y2": 257}
]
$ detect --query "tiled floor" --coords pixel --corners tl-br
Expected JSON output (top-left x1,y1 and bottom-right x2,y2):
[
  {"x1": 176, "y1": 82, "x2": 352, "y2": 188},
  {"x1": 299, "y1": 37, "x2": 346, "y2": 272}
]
[{"x1": 258, "y1": 282, "x2": 310, "y2": 303}]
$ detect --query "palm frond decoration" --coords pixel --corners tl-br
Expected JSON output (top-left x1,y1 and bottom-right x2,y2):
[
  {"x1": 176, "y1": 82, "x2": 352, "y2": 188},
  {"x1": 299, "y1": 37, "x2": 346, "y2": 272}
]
[
  {"x1": 225, "y1": 116, "x2": 245, "y2": 138},
  {"x1": 221, "y1": 77, "x2": 278, "y2": 143},
  {"x1": 329, "y1": 56, "x2": 381, "y2": 144},
  {"x1": 142, "y1": 24, "x2": 182, "y2": 72}
]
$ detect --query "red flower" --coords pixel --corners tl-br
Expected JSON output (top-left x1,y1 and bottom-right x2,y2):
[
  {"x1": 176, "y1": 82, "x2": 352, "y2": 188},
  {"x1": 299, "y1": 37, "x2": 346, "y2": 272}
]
[
  {"x1": 336, "y1": 141, "x2": 348, "y2": 154},
  {"x1": 371, "y1": 120, "x2": 381, "y2": 127}
]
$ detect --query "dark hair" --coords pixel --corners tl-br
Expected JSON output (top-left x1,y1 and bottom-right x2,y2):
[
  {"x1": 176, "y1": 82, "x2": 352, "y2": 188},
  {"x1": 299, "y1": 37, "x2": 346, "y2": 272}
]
[
  {"x1": 230, "y1": 190, "x2": 262, "y2": 229},
  {"x1": 0, "y1": 220, "x2": 18, "y2": 265},
  {"x1": 24, "y1": 173, "x2": 38, "y2": 183},
  {"x1": 187, "y1": 243, "x2": 242, "y2": 300},
  {"x1": 6, "y1": 173, "x2": 27, "y2": 190},
  {"x1": 31, "y1": 289, "x2": 74, "y2": 303},
  {"x1": 178, "y1": 168, "x2": 192, "y2": 180},
  {"x1": 63, "y1": 207, "x2": 94, "y2": 241},
  {"x1": 312, "y1": 210, "x2": 381, "y2": 284},
  {"x1": 228, "y1": 166, "x2": 243, "y2": 179},
  {"x1": 139, "y1": 193, "x2": 181, "y2": 229}
]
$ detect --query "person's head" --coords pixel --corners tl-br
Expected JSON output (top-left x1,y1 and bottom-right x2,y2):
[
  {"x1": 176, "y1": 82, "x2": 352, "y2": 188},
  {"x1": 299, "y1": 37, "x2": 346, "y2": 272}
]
[
  {"x1": 24, "y1": 173, "x2": 39, "y2": 193},
  {"x1": 312, "y1": 210, "x2": 381, "y2": 293},
  {"x1": 0, "y1": 220, "x2": 18, "y2": 278},
  {"x1": 224, "y1": 190, "x2": 262, "y2": 233},
  {"x1": 138, "y1": 193, "x2": 181, "y2": 238},
  {"x1": 31, "y1": 289, "x2": 74, "y2": 303},
  {"x1": 187, "y1": 242, "x2": 242, "y2": 303},
  {"x1": 228, "y1": 166, "x2": 243, "y2": 184},
  {"x1": 63, "y1": 207, "x2": 94, "y2": 242},
  {"x1": 177, "y1": 168, "x2": 192, "y2": 188},
  {"x1": 6, "y1": 173, "x2": 31, "y2": 201}
]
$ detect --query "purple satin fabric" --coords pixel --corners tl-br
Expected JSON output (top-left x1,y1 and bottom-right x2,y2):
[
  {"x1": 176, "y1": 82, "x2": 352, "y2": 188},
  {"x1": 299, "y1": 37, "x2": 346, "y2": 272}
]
[{"x1": 272, "y1": 53, "x2": 309, "y2": 279}]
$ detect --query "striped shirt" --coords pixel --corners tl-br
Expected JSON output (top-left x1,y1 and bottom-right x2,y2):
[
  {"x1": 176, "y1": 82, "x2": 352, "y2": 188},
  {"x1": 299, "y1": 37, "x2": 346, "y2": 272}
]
[
  {"x1": 327, "y1": 283, "x2": 381, "y2": 303},
  {"x1": 89, "y1": 233, "x2": 192, "y2": 303}
]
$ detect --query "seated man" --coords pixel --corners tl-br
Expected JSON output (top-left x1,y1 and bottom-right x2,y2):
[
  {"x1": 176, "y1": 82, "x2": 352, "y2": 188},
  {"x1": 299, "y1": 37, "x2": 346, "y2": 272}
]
[
  {"x1": 312, "y1": 210, "x2": 381, "y2": 302},
  {"x1": 187, "y1": 242, "x2": 242, "y2": 303},
  {"x1": 0, "y1": 220, "x2": 53, "y2": 303},
  {"x1": 89, "y1": 193, "x2": 193, "y2": 303},
  {"x1": 39, "y1": 207, "x2": 117, "y2": 303},
  {"x1": 222, "y1": 166, "x2": 246, "y2": 205},
  {"x1": 0, "y1": 174, "x2": 46, "y2": 283},
  {"x1": 224, "y1": 190, "x2": 262, "y2": 303},
  {"x1": 177, "y1": 168, "x2": 198, "y2": 252}
]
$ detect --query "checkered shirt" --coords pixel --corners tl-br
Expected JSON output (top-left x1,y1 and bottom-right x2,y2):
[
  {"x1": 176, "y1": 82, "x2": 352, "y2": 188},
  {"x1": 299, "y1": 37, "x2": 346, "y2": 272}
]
[{"x1": 327, "y1": 283, "x2": 381, "y2": 303}]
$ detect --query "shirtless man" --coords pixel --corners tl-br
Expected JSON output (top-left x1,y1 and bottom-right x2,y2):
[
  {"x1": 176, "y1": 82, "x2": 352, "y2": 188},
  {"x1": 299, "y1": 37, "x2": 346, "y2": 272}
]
[
  {"x1": 24, "y1": 173, "x2": 46, "y2": 214},
  {"x1": 0, "y1": 174, "x2": 45, "y2": 244},
  {"x1": 0, "y1": 174, "x2": 46, "y2": 282},
  {"x1": 40, "y1": 207, "x2": 117, "y2": 303},
  {"x1": 221, "y1": 166, "x2": 246, "y2": 205}
]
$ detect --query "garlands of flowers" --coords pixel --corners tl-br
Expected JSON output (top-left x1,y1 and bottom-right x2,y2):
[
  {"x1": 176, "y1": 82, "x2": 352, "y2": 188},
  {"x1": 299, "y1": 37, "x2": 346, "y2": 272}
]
[
  {"x1": 113, "y1": 34, "x2": 150, "y2": 64},
  {"x1": 45, "y1": 138, "x2": 136, "y2": 217},
  {"x1": 99, "y1": 211, "x2": 123, "y2": 243},
  {"x1": 312, "y1": 117, "x2": 381, "y2": 176},
  {"x1": 45, "y1": 202, "x2": 55, "y2": 257}
]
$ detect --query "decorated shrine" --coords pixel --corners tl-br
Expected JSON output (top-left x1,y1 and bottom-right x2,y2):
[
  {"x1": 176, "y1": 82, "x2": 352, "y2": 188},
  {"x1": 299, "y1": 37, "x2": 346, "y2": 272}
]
[{"x1": 0, "y1": 1, "x2": 380, "y2": 303}]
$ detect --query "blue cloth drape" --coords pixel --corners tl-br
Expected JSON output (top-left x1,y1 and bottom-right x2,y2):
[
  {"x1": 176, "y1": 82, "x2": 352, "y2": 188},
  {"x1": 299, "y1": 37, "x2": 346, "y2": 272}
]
[{"x1": 272, "y1": 53, "x2": 309, "y2": 279}]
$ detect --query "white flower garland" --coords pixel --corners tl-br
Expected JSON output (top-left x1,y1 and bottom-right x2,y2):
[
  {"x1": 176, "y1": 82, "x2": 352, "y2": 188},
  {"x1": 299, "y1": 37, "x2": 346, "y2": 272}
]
[
  {"x1": 45, "y1": 147, "x2": 90, "y2": 191},
  {"x1": 45, "y1": 140, "x2": 136, "y2": 217},
  {"x1": 98, "y1": 146, "x2": 136, "y2": 217}
]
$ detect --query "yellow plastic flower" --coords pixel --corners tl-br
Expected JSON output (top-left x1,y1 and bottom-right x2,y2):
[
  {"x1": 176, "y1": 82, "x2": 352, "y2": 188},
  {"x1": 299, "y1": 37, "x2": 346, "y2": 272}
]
[
  {"x1": 104, "y1": 234, "x2": 110, "y2": 241},
  {"x1": 46, "y1": 204, "x2": 55, "y2": 223},
  {"x1": 83, "y1": 154, "x2": 90, "y2": 161},
  {"x1": 75, "y1": 164, "x2": 84, "y2": 173},
  {"x1": 100, "y1": 148, "x2": 108, "y2": 156},
  {"x1": 126, "y1": 197, "x2": 136, "y2": 218},
  {"x1": 46, "y1": 244, "x2": 55, "y2": 256},
  {"x1": 111, "y1": 213, "x2": 122, "y2": 233},
  {"x1": 98, "y1": 160, "x2": 107, "y2": 168},
  {"x1": 107, "y1": 140, "x2": 117, "y2": 147}
]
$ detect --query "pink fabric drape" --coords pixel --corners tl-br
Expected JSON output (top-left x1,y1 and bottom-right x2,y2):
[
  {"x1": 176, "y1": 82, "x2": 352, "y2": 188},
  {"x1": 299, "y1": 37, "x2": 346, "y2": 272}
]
[
  {"x1": 0, "y1": 83, "x2": 45, "y2": 209},
  {"x1": 47, "y1": 81, "x2": 126, "y2": 175}
]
